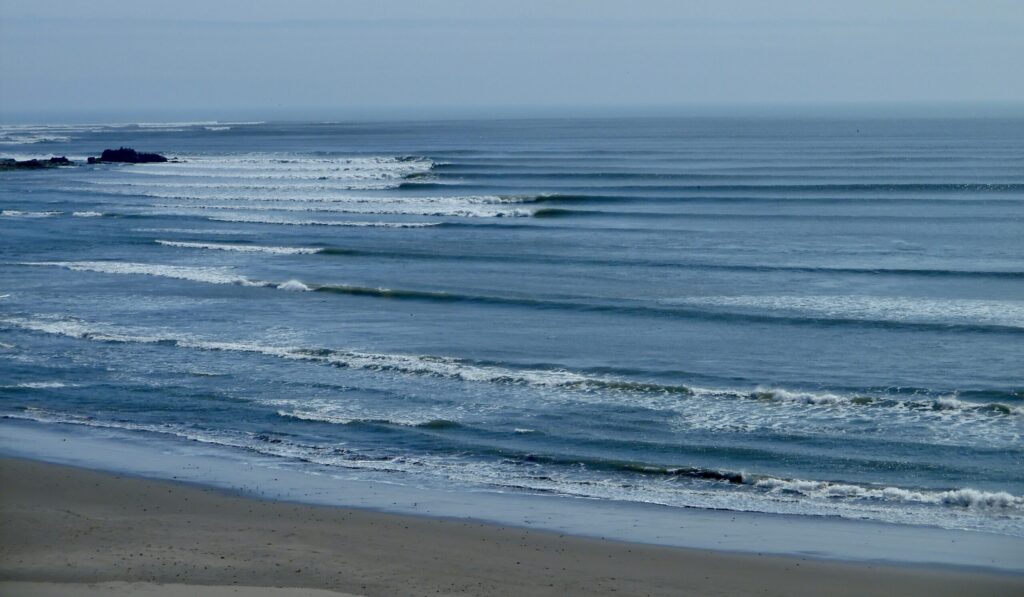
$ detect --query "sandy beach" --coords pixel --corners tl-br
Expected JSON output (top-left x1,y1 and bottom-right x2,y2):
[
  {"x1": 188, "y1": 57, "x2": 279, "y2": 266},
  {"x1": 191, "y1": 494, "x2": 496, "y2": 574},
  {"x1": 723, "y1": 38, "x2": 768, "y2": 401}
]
[{"x1": 1, "y1": 457, "x2": 1020, "y2": 596}]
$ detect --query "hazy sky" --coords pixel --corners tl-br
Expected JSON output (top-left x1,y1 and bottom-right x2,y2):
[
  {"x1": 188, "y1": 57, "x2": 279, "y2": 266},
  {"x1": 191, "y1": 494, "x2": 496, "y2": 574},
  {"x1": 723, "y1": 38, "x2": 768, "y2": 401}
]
[{"x1": 2, "y1": 0, "x2": 1022, "y2": 119}]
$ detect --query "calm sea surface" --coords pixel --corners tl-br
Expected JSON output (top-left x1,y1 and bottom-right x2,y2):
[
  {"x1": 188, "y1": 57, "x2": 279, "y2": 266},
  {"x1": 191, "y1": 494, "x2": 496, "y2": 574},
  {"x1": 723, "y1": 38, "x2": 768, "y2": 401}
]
[{"x1": 1, "y1": 117, "x2": 1022, "y2": 536}]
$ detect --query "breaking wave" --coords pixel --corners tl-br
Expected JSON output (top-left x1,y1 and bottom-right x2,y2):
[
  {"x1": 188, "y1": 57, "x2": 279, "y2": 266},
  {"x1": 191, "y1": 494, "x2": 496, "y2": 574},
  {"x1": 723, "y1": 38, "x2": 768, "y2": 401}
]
[
  {"x1": 156, "y1": 240, "x2": 322, "y2": 255},
  {"x1": 132, "y1": 227, "x2": 253, "y2": 235},
  {"x1": 277, "y1": 280, "x2": 312, "y2": 292},
  {"x1": 752, "y1": 478, "x2": 1024, "y2": 510},
  {"x1": 24, "y1": 261, "x2": 269, "y2": 287},
  {"x1": 0, "y1": 121, "x2": 263, "y2": 145},
  {"x1": 206, "y1": 215, "x2": 441, "y2": 228},
  {"x1": 4, "y1": 405, "x2": 1022, "y2": 519},
  {"x1": 24, "y1": 261, "x2": 1024, "y2": 335},
  {"x1": 1, "y1": 210, "x2": 62, "y2": 218},
  {"x1": 0, "y1": 134, "x2": 71, "y2": 145},
  {"x1": 157, "y1": 202, "x2": 532, "y2": 218},
  {"x1": 3, "y1": 316, "x2": 1019, "y2": 419},
  {"x1": 126, "y1": 155, "x2": 434, "y2": 187},
  {"x1": 666, "y1": 295, "x2": 1024, "y2": 331}
]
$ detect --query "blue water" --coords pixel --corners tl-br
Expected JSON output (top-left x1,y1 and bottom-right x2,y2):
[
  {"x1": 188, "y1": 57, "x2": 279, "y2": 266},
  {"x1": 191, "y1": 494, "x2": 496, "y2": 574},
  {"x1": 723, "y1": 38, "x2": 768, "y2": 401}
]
[{"x1": 1, "y1": 117, "x2": 1022, "y2": 537}]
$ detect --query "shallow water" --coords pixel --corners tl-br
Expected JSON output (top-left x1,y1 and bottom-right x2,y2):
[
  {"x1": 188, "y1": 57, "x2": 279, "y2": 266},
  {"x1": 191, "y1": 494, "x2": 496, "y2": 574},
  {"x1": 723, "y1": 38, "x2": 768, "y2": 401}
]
[{"x1": 1, "y1": 117, "x2": 1022, "y2": 536}]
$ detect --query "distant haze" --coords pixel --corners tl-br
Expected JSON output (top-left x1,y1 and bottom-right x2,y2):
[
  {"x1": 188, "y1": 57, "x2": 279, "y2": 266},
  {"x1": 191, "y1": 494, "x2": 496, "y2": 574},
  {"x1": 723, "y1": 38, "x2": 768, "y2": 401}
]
[{"x1": 2, "y1": 0, "x2": 1023, "y2": 121}]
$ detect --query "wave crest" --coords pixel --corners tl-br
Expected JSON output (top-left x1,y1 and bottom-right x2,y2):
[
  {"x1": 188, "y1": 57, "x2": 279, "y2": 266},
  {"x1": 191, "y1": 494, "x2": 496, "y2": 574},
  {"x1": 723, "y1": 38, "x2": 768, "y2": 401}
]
[
  {"x1": 156, "y1": 240, "x2": 322, "y2": 255},
  {"x1": 753, "y1": 478, "x2": 1024, "y2": 510}
]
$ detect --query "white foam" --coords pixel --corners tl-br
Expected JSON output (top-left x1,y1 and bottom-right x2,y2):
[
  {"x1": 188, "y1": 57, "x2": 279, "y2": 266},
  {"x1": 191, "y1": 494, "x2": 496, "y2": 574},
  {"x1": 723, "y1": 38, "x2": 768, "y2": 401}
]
[
  {"x1": 0, "y1": 124, "x2": 105, "y2": 134},
  {"x1": 666, "y1": 295, "x2": 1024, "y2": 329},
  {"x1": 4, "y1": 313, "x2": 1020, "y2": 423},
  {"x1": 156, "y1": 240, "x2": 322, "y2": 255},
  {"x1": 0, "y1": 121, "x2": 262, "y2": 144},
  {"x1": 25, "y1": 261, "x2": 269, "y2": 287},
  {"x1": 72, "y1": 211, "x2": 104, "y2": 217},
  {"x1": 156, "y1": 201, "x2": 532, "y2": 218},
  {"x1": 673, "y1": 385, "x2": 1023, "y2": 448},
  {"x1": 1, "y1": 210, "x2": 62, "y2": 218},
  {"x1": 752, "y1": 477, "x2": 1024, "y2": 511},
  {"x1": 2, "y1": 382, "x2": 70, "y2": 389},
  {"x1": 0, "y1": 316, "x2": 645, "y2": 393},
  {"x1": 277, "y1": 280, "x2": 312, "y2": 292},
  {"x1": 132, "y1": 121, "x2": 262, "y2": 128},
  {"x1": 274, "y1": 403, "x2": 456, "y2": 428},
  {"x1": 4, "y1": 313, "x2": 1020, "y2": 455},
  {"x1": 689, "y1": 386, "x2": 1023, "y2": 416},
  {"x1": 6, "y1": 403, "x2": 1023, "y2": 537},
  {"x1": 132, "y1": 227, "x2": 252, "y2": 235},
  {"x1": 122, "y1": 155, "x2": 434, "y2": 188},
  {"x1": 1, "y1": 152, "x2": 79, "y2": 162},
  {"x1": 207, "y1": 215, "x2": 440, "y2": 228},
  {"x1": 0, "y1": 134, "x2": 71, "y2": 145},
  {"x1": 96, "y1": 185, "x2": 523, "y2": 204}
]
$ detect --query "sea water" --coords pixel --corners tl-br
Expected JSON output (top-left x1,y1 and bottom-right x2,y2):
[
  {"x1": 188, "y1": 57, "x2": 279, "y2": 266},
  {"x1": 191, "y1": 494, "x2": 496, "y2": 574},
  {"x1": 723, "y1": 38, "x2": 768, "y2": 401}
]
[{"x1": 1, "y1": 116, "x2": 1022, "y2": 538}]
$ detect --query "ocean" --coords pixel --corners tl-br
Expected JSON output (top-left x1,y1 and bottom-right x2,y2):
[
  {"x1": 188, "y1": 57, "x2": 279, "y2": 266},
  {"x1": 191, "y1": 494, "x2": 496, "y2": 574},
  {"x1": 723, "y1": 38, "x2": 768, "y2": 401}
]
[{"x1": 1, "y1": 116, "x2": 1022, "y2": 539}]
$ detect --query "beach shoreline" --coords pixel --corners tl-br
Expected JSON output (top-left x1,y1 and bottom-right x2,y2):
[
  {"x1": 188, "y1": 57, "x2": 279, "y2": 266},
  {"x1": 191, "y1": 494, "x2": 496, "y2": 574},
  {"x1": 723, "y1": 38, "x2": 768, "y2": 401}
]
[
  {"x1": 2, "y1": 418, "x2": 1023, "y2": 574},
  {"x1": 2, "y1": 455, "x2": 1022, "y2": 596}
]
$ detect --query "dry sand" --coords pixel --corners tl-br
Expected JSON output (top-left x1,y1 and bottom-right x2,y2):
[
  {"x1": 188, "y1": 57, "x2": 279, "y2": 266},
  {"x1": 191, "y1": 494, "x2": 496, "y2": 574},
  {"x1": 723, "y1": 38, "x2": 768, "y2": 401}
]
[{"x1": 1, "y1": 456, "x2": 1021, "y2": 596}]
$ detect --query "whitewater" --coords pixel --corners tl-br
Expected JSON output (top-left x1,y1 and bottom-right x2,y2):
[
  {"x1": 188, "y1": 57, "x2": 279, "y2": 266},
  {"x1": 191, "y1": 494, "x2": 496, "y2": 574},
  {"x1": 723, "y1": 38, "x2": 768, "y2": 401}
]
[{"x1": 1, "y1": 117, "x2": 1022, "y2": 540}]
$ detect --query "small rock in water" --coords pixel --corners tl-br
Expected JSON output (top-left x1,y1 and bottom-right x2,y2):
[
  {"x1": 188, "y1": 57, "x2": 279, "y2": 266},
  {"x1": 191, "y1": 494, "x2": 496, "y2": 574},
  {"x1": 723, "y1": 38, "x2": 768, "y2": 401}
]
[
  {"x1": 0, "y1": 156, "x2": 75, "y2": 170},
  {"x1": 88, "y1": 147, "x2": 169, "y2": 164}
]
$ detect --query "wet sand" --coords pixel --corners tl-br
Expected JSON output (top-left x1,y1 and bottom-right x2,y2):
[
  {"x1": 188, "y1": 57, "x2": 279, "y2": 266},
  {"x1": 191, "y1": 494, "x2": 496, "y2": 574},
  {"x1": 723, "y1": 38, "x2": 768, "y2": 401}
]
[{"x1": 1, "y1": 457, "x2": 1021, "y2": 596}]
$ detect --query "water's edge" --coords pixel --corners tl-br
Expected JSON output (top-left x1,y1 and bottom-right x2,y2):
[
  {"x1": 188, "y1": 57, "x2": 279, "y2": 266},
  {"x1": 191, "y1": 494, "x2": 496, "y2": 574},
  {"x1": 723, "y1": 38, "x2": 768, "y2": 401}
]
[{"x1": 2, "y1": 418, "x2": 1021, "y2": 574}]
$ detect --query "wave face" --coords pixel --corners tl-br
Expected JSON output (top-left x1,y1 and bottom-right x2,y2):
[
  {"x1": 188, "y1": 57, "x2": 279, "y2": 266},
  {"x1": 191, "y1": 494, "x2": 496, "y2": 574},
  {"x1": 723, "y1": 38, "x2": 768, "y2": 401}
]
[
  {"x1": 24, "y1": 260, "x2": 1021, "y2": 335},
  {"x1": 3, "y1": 118, "x2": 1024, "y2": 538},
  {"x1": 3, "y1": 313, "x2": 1024, "y2": 532}
]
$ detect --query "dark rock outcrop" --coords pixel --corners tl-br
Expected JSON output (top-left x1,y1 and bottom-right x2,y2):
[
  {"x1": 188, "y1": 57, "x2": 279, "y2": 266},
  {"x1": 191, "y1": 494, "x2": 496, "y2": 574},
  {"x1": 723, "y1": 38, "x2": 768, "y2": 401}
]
[
  {"x1": 88, "y1": 147, "x2": 168, "y2": 164},
  {"x1": 0, "y1": 156, "x2": 75, "y2": 171}
]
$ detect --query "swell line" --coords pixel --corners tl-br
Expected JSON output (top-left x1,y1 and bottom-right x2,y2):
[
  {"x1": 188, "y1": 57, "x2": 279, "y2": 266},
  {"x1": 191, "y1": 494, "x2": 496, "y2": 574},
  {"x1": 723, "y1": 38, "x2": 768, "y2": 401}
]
[
  {"x1": 20, "y1": 262, "x2": 1024, "y2": 335},
  {"x1": 310, "y1": 248, "x2": 1024, "y2": 279},
  {"x1": 3, "y1": 316, "x2": 1020, "y2": 418},
  {"x1": 401, "y1": 181, "x2": 1024, "y2": 193}
]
